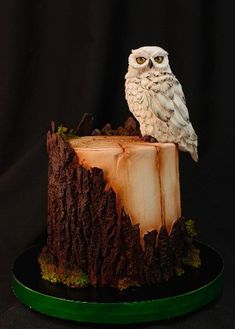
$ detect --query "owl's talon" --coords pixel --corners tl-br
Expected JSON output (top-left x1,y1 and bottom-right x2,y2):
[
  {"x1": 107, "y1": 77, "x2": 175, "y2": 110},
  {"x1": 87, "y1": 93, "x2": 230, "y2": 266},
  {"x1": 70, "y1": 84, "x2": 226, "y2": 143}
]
[
  {"x1": 150, "y1": 136, "x2": 158, "y2": 143},
  {"x1": 143, "y1": 135, "x2": 158, "y2": 143}
]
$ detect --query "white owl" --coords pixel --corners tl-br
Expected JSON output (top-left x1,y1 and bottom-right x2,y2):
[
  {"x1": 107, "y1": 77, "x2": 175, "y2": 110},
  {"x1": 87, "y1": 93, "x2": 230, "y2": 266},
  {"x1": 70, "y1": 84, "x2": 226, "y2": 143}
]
[{"x1": 125, "y1": 46, "x2": 198, "y2": 162}]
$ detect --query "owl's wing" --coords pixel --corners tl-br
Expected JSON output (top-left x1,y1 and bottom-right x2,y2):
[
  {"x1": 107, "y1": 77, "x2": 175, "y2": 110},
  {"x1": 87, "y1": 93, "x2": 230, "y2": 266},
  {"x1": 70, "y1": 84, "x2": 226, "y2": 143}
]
[
  {"x1": 147, "y1": 78, "x2": 192, "y2": 130},
  {"x1": 172, "y1": 82, "x2": 190, "y2": 123},
  {"x1": 146, "y1": 86, "x2": 175, "y2": 122},
  {"x1": 172, "y1": 81, "x2": 198, "y2": 141}
]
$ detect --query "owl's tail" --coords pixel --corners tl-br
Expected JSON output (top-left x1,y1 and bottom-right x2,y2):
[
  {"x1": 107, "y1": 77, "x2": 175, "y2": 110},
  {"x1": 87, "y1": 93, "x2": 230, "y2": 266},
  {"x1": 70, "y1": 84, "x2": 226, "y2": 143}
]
[
  {"x1": 179, "y1": 142, "x2": 198, "y2": 162},
  {"x1": 191, "y1": 147, "x2": 198, "y2": 162}
]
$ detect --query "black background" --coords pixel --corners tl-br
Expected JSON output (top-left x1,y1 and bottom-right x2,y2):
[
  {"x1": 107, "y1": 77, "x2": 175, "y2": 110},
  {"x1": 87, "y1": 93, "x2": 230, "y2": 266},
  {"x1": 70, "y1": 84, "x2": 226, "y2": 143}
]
[{"x1": 0, "y1": 0, "x2": 235, "y2": 328}]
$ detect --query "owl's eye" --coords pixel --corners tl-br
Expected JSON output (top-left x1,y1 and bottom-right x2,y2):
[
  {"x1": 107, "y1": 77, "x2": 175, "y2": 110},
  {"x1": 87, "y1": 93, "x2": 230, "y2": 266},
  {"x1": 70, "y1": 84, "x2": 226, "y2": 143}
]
[
  {"x1": 154, "y1": 56, "x2": 164, "y2": 64},
  {"x1": 136, "y1": 57, "x2": 146, "y2": 64}
]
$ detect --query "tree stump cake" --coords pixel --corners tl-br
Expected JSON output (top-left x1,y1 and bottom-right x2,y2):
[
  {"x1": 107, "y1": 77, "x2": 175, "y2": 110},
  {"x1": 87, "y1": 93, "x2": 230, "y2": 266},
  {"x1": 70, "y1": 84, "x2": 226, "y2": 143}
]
[{"x1": 39, "y1": 124, "x2": 200, "y2": 290}]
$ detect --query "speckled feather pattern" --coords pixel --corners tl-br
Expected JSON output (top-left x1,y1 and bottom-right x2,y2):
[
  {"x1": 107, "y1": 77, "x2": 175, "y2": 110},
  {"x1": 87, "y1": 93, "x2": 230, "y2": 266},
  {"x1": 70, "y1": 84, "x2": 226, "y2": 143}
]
[{"x1": 125, "y1": 46, "x2": 198, "y2": 161}]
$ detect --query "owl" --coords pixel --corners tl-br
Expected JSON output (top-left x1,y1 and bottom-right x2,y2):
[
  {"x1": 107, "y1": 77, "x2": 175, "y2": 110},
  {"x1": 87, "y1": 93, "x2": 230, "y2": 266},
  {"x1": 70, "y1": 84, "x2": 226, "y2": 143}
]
[{"x1": 125, "y1": 46, "x2": 198, "y2": 162}]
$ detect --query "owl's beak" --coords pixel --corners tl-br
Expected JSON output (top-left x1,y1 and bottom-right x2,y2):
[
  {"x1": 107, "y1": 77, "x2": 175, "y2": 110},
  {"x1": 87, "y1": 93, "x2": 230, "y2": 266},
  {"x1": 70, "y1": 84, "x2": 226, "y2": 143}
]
[{"x1": 149, "y1": 59, "x2": 153, "y2": 68}]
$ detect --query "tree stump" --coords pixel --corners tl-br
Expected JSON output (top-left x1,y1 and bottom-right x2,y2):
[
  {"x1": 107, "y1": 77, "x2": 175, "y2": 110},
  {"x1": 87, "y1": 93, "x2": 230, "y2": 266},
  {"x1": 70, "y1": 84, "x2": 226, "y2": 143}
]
[{"x1": 39, "y1": 130, "x2": 200, "y2": 290}]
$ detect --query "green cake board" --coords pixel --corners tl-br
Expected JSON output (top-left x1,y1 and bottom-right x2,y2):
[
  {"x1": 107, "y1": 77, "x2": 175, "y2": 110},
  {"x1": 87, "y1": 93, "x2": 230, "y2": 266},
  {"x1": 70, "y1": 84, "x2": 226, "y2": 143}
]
[{"x1": 12, "y1": 241, "x2": 223, "y2": 324}]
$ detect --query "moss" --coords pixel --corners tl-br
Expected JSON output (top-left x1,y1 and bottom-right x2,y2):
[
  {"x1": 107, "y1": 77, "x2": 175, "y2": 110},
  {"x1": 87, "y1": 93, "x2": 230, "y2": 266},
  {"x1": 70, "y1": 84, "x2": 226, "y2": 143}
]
[
  {"x1": 183, "y1": 245, "x2": 201, "y2": 269},
  {"x1": 117, "y1": 278, "x2": 140, "y2": 291},
  {"x1": 61, "y1": 268, "x2": 89, "y2": 288},
  {"x1": 38, "y1": 252, "x2": 89, "y2": 288},
  {"x1": 185, "y1": 219, "x2": 197, "y2": 238},
  {"x1": 40, "y1": 262, "x2": 58, "y2": 283},
  {"x1": 57, "y1": 125, "x2": 68, "y2": 135},
  {"x1": 182, "y1": 218, "x2": 201, "y2": 269},
  {"x1": 57, "y1": 125, "x2": 79, "y2": 140},
  {"x1": 55, "y1": 116, "x2": 140, "y2": 140},
  {"x1": 175, "y1": 266, "x2": 185, "y2": 277}
]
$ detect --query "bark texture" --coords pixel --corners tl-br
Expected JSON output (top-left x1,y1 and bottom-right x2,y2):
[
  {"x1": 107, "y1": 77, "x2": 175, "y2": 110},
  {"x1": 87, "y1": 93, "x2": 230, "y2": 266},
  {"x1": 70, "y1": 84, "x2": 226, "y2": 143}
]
[{"x1": 39, "y1": 130, "x2": 199, "y2": 289}]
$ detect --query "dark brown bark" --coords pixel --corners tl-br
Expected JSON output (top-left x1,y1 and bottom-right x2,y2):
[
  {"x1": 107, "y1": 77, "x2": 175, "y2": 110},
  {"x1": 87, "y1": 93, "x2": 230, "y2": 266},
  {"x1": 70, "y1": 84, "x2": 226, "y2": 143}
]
[{"x1": 40, "y1": 131, "x2": 198, "y2": 289}]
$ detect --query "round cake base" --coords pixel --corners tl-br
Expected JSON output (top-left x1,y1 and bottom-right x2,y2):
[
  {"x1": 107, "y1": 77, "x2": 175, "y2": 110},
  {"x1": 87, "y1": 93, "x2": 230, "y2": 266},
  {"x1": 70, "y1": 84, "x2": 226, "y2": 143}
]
[{"x1": 12, "y1": 241, "x2": 223, "y2": 324}]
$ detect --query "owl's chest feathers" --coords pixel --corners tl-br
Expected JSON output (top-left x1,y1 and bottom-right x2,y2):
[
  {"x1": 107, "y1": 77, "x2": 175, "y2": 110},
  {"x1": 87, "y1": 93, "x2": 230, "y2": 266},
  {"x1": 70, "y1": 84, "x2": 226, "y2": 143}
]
[
  {"x1": 126, "y1": 71, "x2": 174, "y2": 100},
  {"x1": 125, "y1": 71, "x2": 174, "y2": 121}
]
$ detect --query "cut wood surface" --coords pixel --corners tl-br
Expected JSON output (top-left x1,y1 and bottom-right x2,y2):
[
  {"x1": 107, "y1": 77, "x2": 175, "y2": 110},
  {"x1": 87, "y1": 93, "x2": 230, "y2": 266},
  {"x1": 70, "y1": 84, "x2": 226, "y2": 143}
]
[{"x1": 69, "y1": 136, "x2": 181, "y2": 237}]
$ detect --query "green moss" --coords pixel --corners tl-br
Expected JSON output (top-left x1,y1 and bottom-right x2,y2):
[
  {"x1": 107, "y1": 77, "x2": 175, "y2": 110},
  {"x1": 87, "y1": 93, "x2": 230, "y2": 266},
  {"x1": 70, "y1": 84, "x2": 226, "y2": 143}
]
[
  {"x1": 175, "y1": 266, "x2": 185, "y2": 277},
  {"x1": 117, "y1": 278, "x2": 140, "y2": 291},
  {"x1": 38, "y1": 252, "x2": 89, "y2": 288},
  {"x1": 183, "y1": 245, "x2": 201, "y2": 269},
  {"x1": 57, "y1": 125, "x2": 68, "y2": 135},
  {"x1": 61, "y1": 268, "x2": 89, "y2": 288},
  {"x1": 182, "y1": 219, "x2": 201, "y2": 269},
  {"x1": 57, "y1": 125, "x2": 79, "y2": 139},
  {"x1": 185, "y1": 219, "x2": 197, "y2": 238}
]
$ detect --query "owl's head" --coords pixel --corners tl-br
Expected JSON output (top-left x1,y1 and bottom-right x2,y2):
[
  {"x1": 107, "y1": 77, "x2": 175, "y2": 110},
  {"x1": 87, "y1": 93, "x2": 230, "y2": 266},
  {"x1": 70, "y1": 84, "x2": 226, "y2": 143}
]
[{"x1": 127, "y1": 46, "x2": 170, "y2": 74}]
